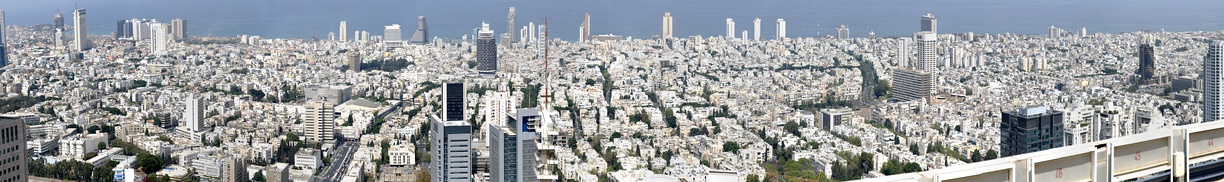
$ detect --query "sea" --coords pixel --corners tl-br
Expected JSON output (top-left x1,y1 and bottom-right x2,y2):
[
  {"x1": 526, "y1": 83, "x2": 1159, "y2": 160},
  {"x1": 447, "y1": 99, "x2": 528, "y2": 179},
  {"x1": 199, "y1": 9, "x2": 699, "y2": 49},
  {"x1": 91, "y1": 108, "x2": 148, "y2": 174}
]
[{"x1": 2, "y1": 0, "x2": 1223, "y2": 41}]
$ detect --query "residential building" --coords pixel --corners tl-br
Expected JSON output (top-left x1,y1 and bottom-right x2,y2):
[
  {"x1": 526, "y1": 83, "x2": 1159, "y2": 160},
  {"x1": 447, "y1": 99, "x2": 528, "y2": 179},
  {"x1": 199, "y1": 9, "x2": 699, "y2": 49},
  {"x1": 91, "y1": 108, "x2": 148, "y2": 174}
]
[{"x1": 1000, "y1": 106, "x2": 1065, "y2": 157}]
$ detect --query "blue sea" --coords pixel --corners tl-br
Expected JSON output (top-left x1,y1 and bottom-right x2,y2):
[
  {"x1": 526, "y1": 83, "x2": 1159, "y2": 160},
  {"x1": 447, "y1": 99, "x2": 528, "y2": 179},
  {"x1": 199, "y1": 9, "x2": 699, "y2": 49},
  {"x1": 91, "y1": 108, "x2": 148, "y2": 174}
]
[{"x1": 3, "y1": 0, "x2": 1223, "y2": 41}]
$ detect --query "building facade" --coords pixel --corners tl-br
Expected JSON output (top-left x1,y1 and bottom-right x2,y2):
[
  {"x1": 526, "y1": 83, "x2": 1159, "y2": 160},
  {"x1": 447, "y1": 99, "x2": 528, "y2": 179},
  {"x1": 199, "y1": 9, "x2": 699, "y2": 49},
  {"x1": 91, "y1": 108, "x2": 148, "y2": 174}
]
[
  {"x1": 1207, "y1": 41, "x2": 1224, "y2": 122},
  {"x1": 430, "y1": 115, "x2": 473, "y2": 182},
  {"x1": 304, "y1": 102, "x2": 336, "y2": 143},
  {"x1": 1000, "y1": 106, "x2": 1065, "y2": 157},
  {"x1": 477, "y1": 23, "x2": 498, "y2": 75},
  {"x1": 0, "y1": 116, "x2": 27, "y2": 182}
]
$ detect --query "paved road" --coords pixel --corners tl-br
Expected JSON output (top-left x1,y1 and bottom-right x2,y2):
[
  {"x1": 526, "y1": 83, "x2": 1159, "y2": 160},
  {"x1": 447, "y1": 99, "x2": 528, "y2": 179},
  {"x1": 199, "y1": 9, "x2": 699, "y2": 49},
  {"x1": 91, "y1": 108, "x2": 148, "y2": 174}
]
[{"x1": 314, "y1": 140, "x2": 360, "y2": 182}]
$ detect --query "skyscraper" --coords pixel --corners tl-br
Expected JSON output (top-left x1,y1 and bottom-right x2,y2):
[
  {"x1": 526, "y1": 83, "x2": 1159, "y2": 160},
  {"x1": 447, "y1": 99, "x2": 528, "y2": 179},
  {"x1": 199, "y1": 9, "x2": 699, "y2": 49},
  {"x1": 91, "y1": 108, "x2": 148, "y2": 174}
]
[
  {"x1": 921, "y1": 12, "x2": 937, "y2": 34},
  {"x1": 490, "y1": 108, "x2": 540, "y2": 182},
  {"x1": 53, "y1": 11, "x2": 65, "y2": 31},
  {"x1": 753, "y1": 18, "x2": 761, "y2": 41},
  {"x1": 304, "y1": 101, "x2": 336, "y2": 143},
  {"x1": 73, "y1": 9, "x2": 90, "y2": 52},
  {"x1": 0, "y1": 116, "x2": 28, "y2": 182},
  {"x1": 581, "y1": 13, "x2": 591, "y2": 42},
  {"x1": 384, "y1": 24, "x2": 403, "y2": 44},
  {"x1": 339, "y1": 21, "x2": 348, "y2": 42},
  {"x1": 836, "y1": 24, "x2": 850, "y2": 40},
  {"x1": 171, "y1": 18, "x2": 186, "y2": 40},
  {"x1": 662, "y1": 12, "x2": 673, "y2": 38},
  {"x1": 1000, "y1": 106, "x2": 1065, "y2": 157},
  {"x1": 1, "y1": 10, "x2": 6, "y2": 68},
  {"x1": 184, "y1": 94, "x2": 205, "y2": 132},
  {"x1": 151, "y1": 23, "x2": 169, "y2": 55},
  {"x1": 1205, "y1": 41, "x2": 1224, "y2": 122},
  {"x1": 507, "y1": 7, "x2": 516, "y2": 44},
  {"x1": 725, "y1": 18, "x2": 735, "y2": 39},
  {"x1": 116, "y1": 19, "x2": 133, "y2": 39},
  {"x1": 776, "y1": 19, "x2": 786, "y2": 40},
  {"x1": 916, "y1": 31, "x2": 937, "y2": 73},
  {"x1": 1137, "y1": 35, "x2": 1156, "y2": 84},
  {"x1": 477, "y1": 23, "x2": 498, "y2": 76},
  {"x1": 410, "y1": 16, "x2": 429, "y2": 44},
  {"x1": 442, "y1": 82, "x2": 465, "y2": 121},
  {"x1": 348, "y1": 53, "x2": 361, "y2": 72},
  {"x1": 430, "y1": 114, "x2": 473, "y2": 182}
]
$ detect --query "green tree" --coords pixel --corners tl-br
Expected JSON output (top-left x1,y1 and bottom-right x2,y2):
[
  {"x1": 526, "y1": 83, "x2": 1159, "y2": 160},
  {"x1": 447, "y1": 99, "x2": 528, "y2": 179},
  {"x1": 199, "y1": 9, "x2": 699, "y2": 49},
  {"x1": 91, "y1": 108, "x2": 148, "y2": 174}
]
[
  {"x1": 722, "y1": 141, "x2": 741, "y2": 154},
  {"x1": 98, "y1": 142, "x2": 108, "y2": 150},
  {"x1": 784, "y1": 121, "x2": 801, "y2": 136},
  {"x1": 971, "y1": 149, "x2": 983, "y2": 162},
  {"x1": 746, "y1": 174, "x2": 761, "y2": 182},
  {"x1": 253, "y1": 171, "x2": 266, "y2": 182},
  {"x1": 137, "y1": 153, "x2": 165, "y2": 174},
  {"x1": 985, "y1": 149, "x2": 999, "y2": 160}
]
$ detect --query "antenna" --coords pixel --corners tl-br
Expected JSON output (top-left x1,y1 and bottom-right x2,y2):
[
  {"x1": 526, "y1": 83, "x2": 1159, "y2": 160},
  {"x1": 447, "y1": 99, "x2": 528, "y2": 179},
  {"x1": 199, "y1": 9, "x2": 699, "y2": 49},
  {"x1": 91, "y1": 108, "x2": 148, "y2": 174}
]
[{"x1": 541, "y1": 18, "x2": 551, "y2": 107}]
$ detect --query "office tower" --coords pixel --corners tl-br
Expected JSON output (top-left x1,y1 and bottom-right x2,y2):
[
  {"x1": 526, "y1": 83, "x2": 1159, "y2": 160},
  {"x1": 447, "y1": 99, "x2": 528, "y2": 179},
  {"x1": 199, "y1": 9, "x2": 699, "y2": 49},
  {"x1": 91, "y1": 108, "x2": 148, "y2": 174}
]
[
  {"x1": 820, "y1": 108, "x2": 848, "y2": 131},
  {"x1": 115, "y1": 20, "x2": 125, "y2": 39},
  {"x1": 53, "y1": 11, "x2": 65, "y2": 31},
  {"x1": 921, "y1": 12, "x2": 937, "y2": 34},
  {"x1": 891, "y1": 69, "x2": 932, "y2": 102},
  {"x1": 753, "y1": 18, "x2": 761, "y2": 41},
  {"x1": 384, "y1": 24, "x2": 402, "y2": 44},
  {"x1": 152, "y1": 23, "x2": 169, "y2": 55},
  {"x1": 0, "y1": 116, "x2": 28, "y2": 182},
  {"x1": 0, "y1": 45, "x2": 6, "y2": 68},
  {"x1": 184, "y1": 94, "x2": 205, "y2": 132},
  {"x1": 477, "y1": 23, "x2": 498, "y2": 76},
  {"x1": 348, "y1": 53, "x2": 361, "y2": 72},
  {"x1": 222, "y1": 156, "x2": 248, "y2": 182},
  {"x1": 725, "y1": 18, "x2": 735, "y2": 39},
  {"x1": 1138, "y1": 35, "x2": 1156, "y2": 83},
  {"x1": 836, "y1": 24, "x2": 849, "y2": 40},
  {"x1": 117, "y1": 19, "x2": 133, "y2": 39},
  {"x1": 130, "y1": 19, "x2": 144, "y2": 40},
  {"x1": 1205, "y1": 41, "x2": 1224, "y2": 122},
  {"x1": 507, "y1": 7, "x2": 516, "y2": 44},
  {"x1": 776, "y1": 19, "x2": 786, "y2": 40},
  {"x1": 430, "y1": 115, "x2": 473, "y2": 182},
  {"x1": 1000, "y1": 106, "x2": 1065, "y2": 157},
  {"x1": 73, "y1": 9, "x2": 90, "y2": 51},
  {"x1": 1080, "y1": 27, "x2": 1088, "y2": 37},
  {"x1": 491, "y1": 108, "x2": 540, "y2": 182},
  {"x1": 583, "y1": 13, "x2": 591, "y2": 42},
  {"x1": 410, "y1": 16, "x2": 429, "y2": 44},
  {"x1": 916, "y1": 31, "x2": 937, "y2": 73},
  {"x1": 171, "y1": 18, "x2": 185, "y2": 40},
  {"x1": 1, "y1": 10, "x2": 5, "y2": 44},
  {"x1": 54, "y1": 29, "x2": 65, "y2": 47},
  {"x1": 339, "y1": 21, "x2": 348, "y2": 42},
  {"x1": 663, "y1": 12, "x2": 673, "y2": 38},
  {"x1": 442, "y1": 82, "x2": 465, "y2": 121},
  {"x1": 304, "y1": 101, "x2": 336, "y2": 143}
]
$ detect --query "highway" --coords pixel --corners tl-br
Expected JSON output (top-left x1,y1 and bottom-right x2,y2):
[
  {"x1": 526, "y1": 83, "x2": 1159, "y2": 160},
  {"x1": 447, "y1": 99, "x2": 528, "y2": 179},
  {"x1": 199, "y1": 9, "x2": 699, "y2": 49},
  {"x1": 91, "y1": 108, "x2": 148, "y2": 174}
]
[{"x1": 314, "y1": 140, "x2": 360, "y2": 182}]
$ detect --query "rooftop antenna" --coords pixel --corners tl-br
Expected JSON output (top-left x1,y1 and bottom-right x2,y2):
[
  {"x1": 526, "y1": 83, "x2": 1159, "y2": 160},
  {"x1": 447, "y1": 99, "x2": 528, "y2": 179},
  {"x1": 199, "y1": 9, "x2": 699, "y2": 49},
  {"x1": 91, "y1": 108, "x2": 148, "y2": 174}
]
[{"x1": 541, "y1": 17, "x2": 551, "y2": 107}]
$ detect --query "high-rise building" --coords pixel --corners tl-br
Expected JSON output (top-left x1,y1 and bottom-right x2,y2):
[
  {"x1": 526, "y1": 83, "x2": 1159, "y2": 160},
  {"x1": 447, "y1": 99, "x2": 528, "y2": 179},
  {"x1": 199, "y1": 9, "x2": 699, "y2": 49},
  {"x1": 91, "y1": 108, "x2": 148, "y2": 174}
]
[
  {"x1": 171, "y1": 18, "x2": 185, "y2": 40},
  {"x1": 663, "y1": 12, "x2": 673, "y2": 38},
  {"x1": 1080, "y1": 27, "x2": 1088, "y2": 38},
  {"x1": 584, "y1": 13, "x2": 591, "y2": 42},
  {"x1": 303, "y1": 85, "x2": 353, "y2": 105},
  {"x1": 1, "y1": 10, "x2": 5, "y2": 68},
  {"x1": 1137, "y1": 35, "x2": 1156, "y2": 84},
  {"x1": 507, "y1": 7, "x2": 516, "y2": 44},
  {"x1": 73, "y1": 9, "x2": 91, "y2": 52},
  {"x1": 347, "y1": 53, "x2": 361, "y2": 72},
  {"x1": 1205, "y1": 41, "x2": 1224, "y2": 122},
  {"x1": 776, "y1": 19, "x2": 786, "y2": 40},
  {"x1": 222, "y1": 156, "x2": 248, "y2": 182},
  {"x1": 490, "y1": 108, "x2": 540, "y2": 182},
  {"x1": 151, "y1": 23, "x2": 169, "y2": 55},
  {"x1": 184, "y1": 94, "x2": 205, "y2": 132},
  {"x1": 1049, "y1": 25, "x2": 1061, "y2": 38},
  {"x1": 891, "y1": 68, "x2": 932, "y2": 102},
  {"x1": 410, "y1": 16, "x2": 429, "y2": 44},
  {"x1": 0, "y1": 116, "x2": 28, "y2": 182},
  {"x1": 1000, "y1": 106, "x2": 1065, "y2": 157},
  {"x1": 53, "y1": 11, "x2": 65, "y2": 31},
  {"x1": 477, "y1": 23, "x2": 498, "y2": 76},
  {"x1": 71, "y1": 9, "x2": 88, "y2": 51},
  {"x1": 725, "y1": 18, "x2": 735, "y2": 39},
  {"x1": 836, "y1": 24, "x2": 850, "y2": 40},
  {"x1": 921, "y1": 12, "x2": 937, "y2": 34},
  {"x1": 116, "y1": 19, "x2": 133, "y2": 39},
  {"x1": 896, "y1": 38, "x2": 910, "y2": 67},
  {"x1": 430, "y1": 115, "x2": 473, "y2": 182},
  {"x1": 304, "y1": 101, "x2": 336, "y2": 143},
  {"x1": 753, "y1": 18, "x2": 761, "y2": 41},
  {"x1": 442, "y1": 82, "x2": 465, "y2": 121},
  {"x1": 916, "y1": 31, "x2": 937, "y2": 73},
  {"x1": 741, "y1": 30, "x2": 748, "y2": 42},
  {"x1": 339, "y1": 21, "x2": 348, "y2": 42},
  {"x1": 384, "y1": 24, "x2": 402, "y2": 44}
]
